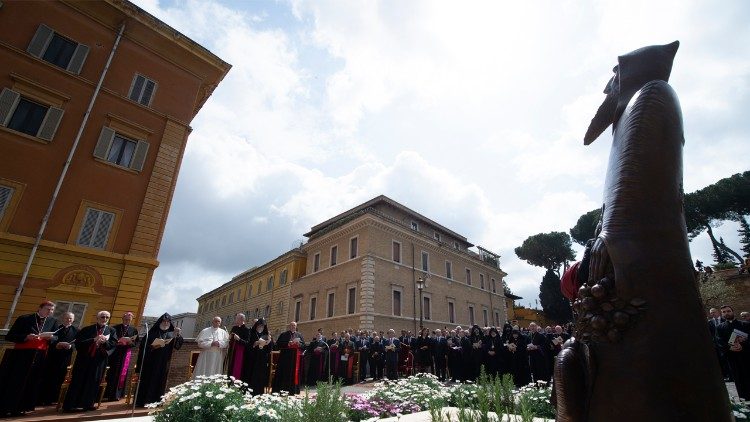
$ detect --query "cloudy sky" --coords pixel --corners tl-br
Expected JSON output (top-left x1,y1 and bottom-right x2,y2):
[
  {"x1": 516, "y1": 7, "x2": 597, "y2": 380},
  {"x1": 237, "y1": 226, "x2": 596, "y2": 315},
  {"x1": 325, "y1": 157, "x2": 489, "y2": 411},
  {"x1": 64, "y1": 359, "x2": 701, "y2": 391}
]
[{"x1": 135, "y1": 0, "x2": 750, "y2": 316}]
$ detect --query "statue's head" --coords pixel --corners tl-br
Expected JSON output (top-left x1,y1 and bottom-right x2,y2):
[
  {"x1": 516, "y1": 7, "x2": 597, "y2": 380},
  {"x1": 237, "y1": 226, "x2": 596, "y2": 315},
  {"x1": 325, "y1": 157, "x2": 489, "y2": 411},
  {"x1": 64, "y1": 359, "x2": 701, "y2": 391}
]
[{"x1": 584, "y1": 41, "x2": 679, "y2": 145}]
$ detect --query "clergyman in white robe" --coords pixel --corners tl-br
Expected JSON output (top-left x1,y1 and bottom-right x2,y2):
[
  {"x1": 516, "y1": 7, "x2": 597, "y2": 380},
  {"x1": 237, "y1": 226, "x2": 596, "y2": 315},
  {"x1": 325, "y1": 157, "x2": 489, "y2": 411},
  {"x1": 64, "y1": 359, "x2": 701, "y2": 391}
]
[{"x1": 193, "y1": 325, "x2": 229, "y2": 378}]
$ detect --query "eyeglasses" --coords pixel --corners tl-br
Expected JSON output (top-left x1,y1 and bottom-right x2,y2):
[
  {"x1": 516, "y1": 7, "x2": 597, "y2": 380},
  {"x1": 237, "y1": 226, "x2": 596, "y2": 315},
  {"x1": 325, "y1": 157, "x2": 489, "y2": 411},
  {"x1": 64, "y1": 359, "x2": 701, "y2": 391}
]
[{"x1": 99, "y1": 316, "x2": 110, "y2": 319}]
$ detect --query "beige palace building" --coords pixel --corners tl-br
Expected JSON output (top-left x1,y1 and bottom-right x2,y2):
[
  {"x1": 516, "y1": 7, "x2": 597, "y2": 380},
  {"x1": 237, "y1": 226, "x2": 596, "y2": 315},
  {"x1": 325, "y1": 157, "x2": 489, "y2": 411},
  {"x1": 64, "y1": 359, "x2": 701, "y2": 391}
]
[
  {"x1": 294, "y1": 195, "x2": 508, "y2": 338},
  {"x1": 197, "y1": 196, "x2": 509, "y2": 340}
]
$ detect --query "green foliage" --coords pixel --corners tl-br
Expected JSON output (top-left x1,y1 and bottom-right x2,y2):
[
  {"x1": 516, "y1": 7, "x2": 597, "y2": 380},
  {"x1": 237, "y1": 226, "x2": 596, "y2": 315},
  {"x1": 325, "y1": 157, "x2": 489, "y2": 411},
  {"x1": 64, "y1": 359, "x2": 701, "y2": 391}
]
[
  {"x1": 739, "y1": 216, "x2": 750, "y2": 257},
  {"x1": 699, "y1": 273, "x2": 739, "y2": 310},
  {"x1": 514, "y1": 232, "x2": 576, "y2": 273},
  {"x1": 569, "y1": 208, "x2": 602, "y2": 246},
  {"x1": 685, "y1": 171, "x2": 750, "y2": 238},
  {"x1": 713, "y1": 237, "x2": 731, "y2": 264},
  {"x1": 295, "y1": 382, "x2": 348, "y2": 422},
  {"x1": 540, "y1": 269, "x2": 573, "y2": 323}
]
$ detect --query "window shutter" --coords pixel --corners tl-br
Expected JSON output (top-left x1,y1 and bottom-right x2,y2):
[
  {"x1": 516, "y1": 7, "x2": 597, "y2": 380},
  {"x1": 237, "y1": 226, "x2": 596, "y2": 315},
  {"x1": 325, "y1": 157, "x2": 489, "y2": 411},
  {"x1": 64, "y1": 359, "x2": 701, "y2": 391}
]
[
  {"x1": 27, "y1": 24, "x2": 54, "y2": 58},
  {"x1": 77, "y1": 208, "x2": 100, "y2": 246},
  {"x1": 36, "y1": 106, "x2": 64, "y2": 141},
  {"x1": 129, "y1": 75, "x2": 145, "y2": 102},
  {"x1": 94, "y1": 127, "x2": 115, "y2": 159},
  {"x1": 141, "y1": 80, "x2": 156, "y2": 105},
  {"x1": 130, "y1": 140, "x2": 150, "y2": 171},
  {"x1": 0, "y1": 185, "x2": 13, "y2": 219},
  {"x1": 66, "y1": 43, "x2": 89, "y2": 75},
  {"x1": 91, "y1": 211, "x2": 114, "y2": 249},
  {"x1": 0, "y1": 88, "x2": 20, "y2": 127}
]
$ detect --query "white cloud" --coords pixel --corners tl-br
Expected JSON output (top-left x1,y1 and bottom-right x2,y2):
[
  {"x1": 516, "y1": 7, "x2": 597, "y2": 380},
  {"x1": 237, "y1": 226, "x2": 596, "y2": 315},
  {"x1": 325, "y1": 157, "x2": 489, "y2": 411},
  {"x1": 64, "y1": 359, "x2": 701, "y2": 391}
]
[{"x1": 135, "y1": 0, "x2": 750, "y2": 317}]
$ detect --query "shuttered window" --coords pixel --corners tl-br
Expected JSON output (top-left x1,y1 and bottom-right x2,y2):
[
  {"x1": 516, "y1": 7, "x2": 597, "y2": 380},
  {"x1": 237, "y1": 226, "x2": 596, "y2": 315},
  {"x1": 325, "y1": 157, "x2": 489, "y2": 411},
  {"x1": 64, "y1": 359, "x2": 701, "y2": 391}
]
[
  {"x1": 27, "y1": 24, "x2": 89, "y2": 74},
  {"x1": 0, "y1": 88, "x2": 64, "y2": 141},
  {"x1": 280, "y1": 269, "x2": 288, "y2": 285},
  {"x1": 347, "y1": 287, "x2": 356, "y2": 314},
  {"x1": 128, "y1": 74, "x2": 157, "y2": 106},
  {"x1": 52, "y1": 301, "x2": 88, "y2": 328},
  {"x1": 76, "y1": 207, "x2": 115, "y2": 249},
  {"x1": 93, "y1": 127, "x2": 149, "y2": 172},
  {"x1": 0, "y1": 185, "x2": 13, "y2": 221},
  {"x1": 327, "y1": 292, "x2": 335, "y2": 318}
]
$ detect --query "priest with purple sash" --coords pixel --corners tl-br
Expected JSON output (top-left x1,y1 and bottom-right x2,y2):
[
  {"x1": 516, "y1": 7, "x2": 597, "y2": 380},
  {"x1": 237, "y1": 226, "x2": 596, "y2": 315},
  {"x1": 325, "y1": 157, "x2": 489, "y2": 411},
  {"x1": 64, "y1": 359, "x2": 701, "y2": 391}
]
[
  {"x1": 104, "y1": 312, "x2": 139, "y2": 401},
  {"x1": 226, "y1": 313, "x2": 250, "y2": 379}
]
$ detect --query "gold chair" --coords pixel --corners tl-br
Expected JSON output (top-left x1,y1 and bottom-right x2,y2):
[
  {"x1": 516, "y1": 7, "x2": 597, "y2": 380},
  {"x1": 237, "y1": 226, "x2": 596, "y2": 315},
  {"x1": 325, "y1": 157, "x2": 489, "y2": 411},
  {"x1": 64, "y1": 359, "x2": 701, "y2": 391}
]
[
  {"x1": 188, "y1": 350, "x2": 201, "y2": 380},
  {"x1": 56, "y1": 364, "x2": 75, "y2": 411},
  {"x1": 267, "y1": 351, "x2": 280, "y2": 394},
  {"x1": 125, "y1": 365, "x2": 138, "y2": 405},
  {"x1": 97, "y1": 366, "x2": 110, "y2": 409}
]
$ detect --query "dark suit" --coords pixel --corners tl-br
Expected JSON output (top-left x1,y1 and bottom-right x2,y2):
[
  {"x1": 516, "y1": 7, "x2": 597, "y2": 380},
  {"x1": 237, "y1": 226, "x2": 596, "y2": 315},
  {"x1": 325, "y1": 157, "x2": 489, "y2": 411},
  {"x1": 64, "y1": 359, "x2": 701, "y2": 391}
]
[
  {"x1": 369, "y1": 340, "x2": 385, "y2": 379},
  {"x1": 384, "y1": 337, "x2": 401, "y2": 380},
  {"x1": 717, "y1": 319, "x2": 750, "y2": 400},
  {"x1": 356, "y1": 336, "x2": 370, "y2": 380},
  {"x1": 709, "y1": 317, "x2": 731, "y2": 379},
  {"x1": 433, "y1": 336, "x2": 448, "y2": 380}
]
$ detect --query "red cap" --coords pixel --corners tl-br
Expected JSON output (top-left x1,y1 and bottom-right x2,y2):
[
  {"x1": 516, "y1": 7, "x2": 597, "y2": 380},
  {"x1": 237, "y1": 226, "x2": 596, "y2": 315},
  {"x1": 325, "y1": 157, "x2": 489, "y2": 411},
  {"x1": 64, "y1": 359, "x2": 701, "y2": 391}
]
[{"x1": 561, "y1": 261, "x2": 581, "y2": 301}]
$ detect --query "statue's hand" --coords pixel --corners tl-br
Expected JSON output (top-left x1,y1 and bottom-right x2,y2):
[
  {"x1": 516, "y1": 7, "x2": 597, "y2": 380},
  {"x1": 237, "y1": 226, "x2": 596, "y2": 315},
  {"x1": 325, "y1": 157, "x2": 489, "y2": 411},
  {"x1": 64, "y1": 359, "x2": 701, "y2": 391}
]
[{"x1": 588, "y1": 237, "x2": 610, "y2": 284}]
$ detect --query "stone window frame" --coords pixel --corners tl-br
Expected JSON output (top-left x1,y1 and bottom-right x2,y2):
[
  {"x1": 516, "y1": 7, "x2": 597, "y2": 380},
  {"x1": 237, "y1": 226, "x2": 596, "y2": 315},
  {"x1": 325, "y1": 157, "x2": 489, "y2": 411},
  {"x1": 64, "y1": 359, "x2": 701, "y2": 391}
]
[
  {"x1": 392, "y1": 240, "x2": 401, "y2": 263},
  {"x1": 447, "y1": 298, "x2": 456, "y2": 324},
  {"x1": 445, "y1": 260, "x2": 453, "y2": 280},
  {"x1": 422, "y1": 292, "x2": 432, "y2": 320},
  {"x1": 326, "y1": 290, "x2": 336, "y2": 318},
  {"x1": 421, "y1": 250, "x2": 429, "y2": 272},
  {"x1": 313, "y1": 252, "x2": 321, "y2": 272},
  {"x1": 330, "y1": 244, "x2": 338, "y2": 266},
  {"x1": 309, "y1": 294, "x2": 317, "y2": 321},
  {"x1": 346, "y1": 282, "x2": 357, "y2": 315},
  {"x1": 392, "y1": 285, "x2": 404, "y2": 317},
  {"x1": 349, "y1": 236, "x2": 359, "y2": 260}
]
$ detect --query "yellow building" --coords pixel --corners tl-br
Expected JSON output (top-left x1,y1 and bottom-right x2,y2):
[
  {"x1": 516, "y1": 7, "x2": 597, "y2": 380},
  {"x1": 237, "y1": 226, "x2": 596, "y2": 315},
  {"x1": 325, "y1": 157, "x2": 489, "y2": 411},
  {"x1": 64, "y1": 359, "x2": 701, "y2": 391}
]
[
  {"x1": 195, "y1": 248, "x2": 306, "y2": 337},
  {"x1": 0, "y1": 0, "x2": 229, "y2": 329}
]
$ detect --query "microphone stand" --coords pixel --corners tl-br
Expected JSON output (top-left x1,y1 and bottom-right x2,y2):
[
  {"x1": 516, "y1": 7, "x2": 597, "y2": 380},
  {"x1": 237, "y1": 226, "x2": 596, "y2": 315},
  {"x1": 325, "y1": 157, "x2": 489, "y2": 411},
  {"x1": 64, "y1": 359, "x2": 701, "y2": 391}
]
[{"x1": 131, "y1": 321, "x2": 148, "y2": 417}]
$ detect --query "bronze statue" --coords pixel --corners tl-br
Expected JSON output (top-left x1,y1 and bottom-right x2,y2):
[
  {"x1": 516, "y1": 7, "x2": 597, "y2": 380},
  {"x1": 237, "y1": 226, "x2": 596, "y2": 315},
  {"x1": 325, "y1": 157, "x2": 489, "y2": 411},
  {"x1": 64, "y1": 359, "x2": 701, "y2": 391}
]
[{"x1": 554, "y1": 41, "x2": 732, "y2": 421}]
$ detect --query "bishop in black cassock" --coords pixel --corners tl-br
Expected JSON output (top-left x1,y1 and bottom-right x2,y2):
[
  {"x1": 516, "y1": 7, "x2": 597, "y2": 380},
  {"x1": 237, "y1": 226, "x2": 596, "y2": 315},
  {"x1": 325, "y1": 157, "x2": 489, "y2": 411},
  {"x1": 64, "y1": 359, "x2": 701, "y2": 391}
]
[
  {"x1": 135, "y1": 313, "x2": 184, "y2": 407},
  {"x1": 63, "y1": 311, "x2": 118, "y2": 412},
  {"x1": 273, "y1": 321, "x2": 305, "y2": 394},
  {"x1": 104, "y1": 312, "x2": 139, "y2": 401},
  {"x1": 38, "y1": 311, "x2": 78, "y2": 406},
  {"x1": 0, "y1": 301, "x2": 58, "y2": 417}
]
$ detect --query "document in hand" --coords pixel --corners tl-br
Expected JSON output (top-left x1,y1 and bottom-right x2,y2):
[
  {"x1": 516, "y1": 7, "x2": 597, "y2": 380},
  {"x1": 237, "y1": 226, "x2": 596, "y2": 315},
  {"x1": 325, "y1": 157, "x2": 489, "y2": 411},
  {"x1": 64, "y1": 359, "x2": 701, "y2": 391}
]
[
  {"x1": 152, "y1": 337, "x2": 173, "y2": 347},
  {"x1": 728, "y1": 329, "x2": 748, "y2": 346}
]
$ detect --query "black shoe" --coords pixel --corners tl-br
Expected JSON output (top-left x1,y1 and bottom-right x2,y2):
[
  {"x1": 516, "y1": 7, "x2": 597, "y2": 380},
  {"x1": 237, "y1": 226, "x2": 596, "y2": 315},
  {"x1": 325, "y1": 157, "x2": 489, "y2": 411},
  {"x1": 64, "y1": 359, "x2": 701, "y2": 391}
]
[{"x1": 85, "y1": 406, "x2": 97, "y2": 411}]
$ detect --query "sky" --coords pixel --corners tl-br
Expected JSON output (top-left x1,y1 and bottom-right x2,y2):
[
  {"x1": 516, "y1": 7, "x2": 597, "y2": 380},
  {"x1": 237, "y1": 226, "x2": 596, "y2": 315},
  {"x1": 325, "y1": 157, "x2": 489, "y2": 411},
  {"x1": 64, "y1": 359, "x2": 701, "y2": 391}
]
[{"x1": 134, "y1": 0, "x2": 750, "y2": 316}]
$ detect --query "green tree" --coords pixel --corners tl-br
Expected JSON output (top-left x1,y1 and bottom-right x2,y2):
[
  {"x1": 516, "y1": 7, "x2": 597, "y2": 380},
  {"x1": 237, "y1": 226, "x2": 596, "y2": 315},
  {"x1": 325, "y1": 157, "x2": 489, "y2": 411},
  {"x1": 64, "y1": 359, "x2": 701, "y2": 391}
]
[
  {"x1": 514, "y1": 232, "x2": 576, "y2": 276},
  {"x1": 739, "y1": 216, "x2": 750, "y2": 258},
  {"x1": 569, "y1": 208, "x2": 602, "y2": 246},
  {"x1": 571, "y1": 171, "x2": 750, "y2": 262},
  {"x1": 539, "y1": 269, "x2": 573, "y2": 323},
  {"x1": 684, "y1": 171, "x2": 750, "y2": 263},
  {"x1": 515, "y1": 232, "x2": 576, "y2": 323}
]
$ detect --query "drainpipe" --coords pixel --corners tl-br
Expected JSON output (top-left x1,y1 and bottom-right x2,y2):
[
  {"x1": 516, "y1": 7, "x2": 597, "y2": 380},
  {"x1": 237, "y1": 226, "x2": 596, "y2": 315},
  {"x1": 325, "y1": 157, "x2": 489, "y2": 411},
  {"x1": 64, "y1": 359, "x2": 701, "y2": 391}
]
[
  {"x1": 4, "y1": 23, "x2": 127, "y2": 329},
  {"x1": 412, "y1": 242, "x2": 416, "y2": 335}
]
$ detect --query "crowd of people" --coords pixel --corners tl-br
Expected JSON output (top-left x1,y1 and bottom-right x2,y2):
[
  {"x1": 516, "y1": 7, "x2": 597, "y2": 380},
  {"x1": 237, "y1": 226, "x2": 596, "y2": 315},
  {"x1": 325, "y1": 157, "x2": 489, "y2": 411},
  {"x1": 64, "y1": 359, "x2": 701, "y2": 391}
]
[
  {"x1": 0, "y1": 302, "x2": 184, "y2": 416},
  {"x1": 2, "y1": 300, "x2": 746, "y2": 418},
  {"x1": 302, "y1": 321, "x2": 573, "y2": 389},
  {"x1": 708, "y1": 305, "x2": 749, "y2": 401}
]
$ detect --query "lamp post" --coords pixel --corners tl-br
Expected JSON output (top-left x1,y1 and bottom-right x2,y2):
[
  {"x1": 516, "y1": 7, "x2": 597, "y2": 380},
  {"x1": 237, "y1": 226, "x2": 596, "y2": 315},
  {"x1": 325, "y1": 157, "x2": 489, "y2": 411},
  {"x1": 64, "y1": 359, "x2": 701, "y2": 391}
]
[{"x1": 416, "y1": 273, "x2": 429, "y2": 330}]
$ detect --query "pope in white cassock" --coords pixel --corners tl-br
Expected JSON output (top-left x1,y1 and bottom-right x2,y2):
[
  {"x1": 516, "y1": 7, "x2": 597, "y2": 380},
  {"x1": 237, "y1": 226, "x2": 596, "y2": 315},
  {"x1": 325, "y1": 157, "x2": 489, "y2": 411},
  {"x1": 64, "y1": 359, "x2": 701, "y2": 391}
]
[{"x1": 193, "y1": 316, "x2": 229, "y2": 378}]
